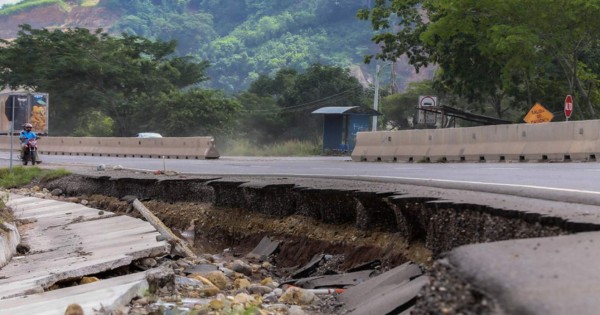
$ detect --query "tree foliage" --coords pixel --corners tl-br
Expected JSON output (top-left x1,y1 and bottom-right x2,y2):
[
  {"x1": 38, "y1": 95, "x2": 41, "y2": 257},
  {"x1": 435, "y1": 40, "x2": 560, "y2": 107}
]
[
  {"x1": 0, "y1": 25, "x2": 239, "y2": 136},
  {"x1": 236, "y1": 64, "x2": 369, "y2": 145},
  {"x1": 359, "y1": 0, "x2": 600, "y2": 120},
  {"x1": 103, "y1": 0, "x2": 376, "y2": 92},
  {"x1": 381, "y1": 81, "x2": 434, "y2": 129}
]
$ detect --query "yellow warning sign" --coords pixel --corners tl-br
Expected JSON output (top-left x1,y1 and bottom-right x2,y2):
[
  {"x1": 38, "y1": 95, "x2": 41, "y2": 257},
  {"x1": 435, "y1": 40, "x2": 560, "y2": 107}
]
[{"x1": 523, "y1": 103, "x2": 554, "y2": 123}]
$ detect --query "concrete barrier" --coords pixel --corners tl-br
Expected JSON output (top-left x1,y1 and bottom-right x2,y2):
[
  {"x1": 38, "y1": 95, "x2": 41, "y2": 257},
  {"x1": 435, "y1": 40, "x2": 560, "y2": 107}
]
[
  {"x1": 0, "y1": 136, "x2": 220, "y2": 159},
  {"x1": 351, "y1": 120, "x2": 600, "y2": 162}
]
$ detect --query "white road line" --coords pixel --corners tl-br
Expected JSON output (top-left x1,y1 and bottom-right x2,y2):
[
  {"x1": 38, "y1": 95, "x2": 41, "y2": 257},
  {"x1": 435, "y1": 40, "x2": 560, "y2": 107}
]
[{"x1": 364, "y1": 175, "x2": 600, "y2": 195}]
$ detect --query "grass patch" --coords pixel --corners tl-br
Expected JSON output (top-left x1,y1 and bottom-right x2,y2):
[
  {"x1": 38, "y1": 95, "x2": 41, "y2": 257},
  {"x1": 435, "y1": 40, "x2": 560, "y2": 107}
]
[
  {"x1": 0, "y1": 0, "x2": 67, "y2": 16},
  {"x1": 0, "y1": 197, "x2": 13, "y2": 226},
  {"x1": 0, "y1": 166, "x2": 71, "y2": 188},
  {"x1": 222, "y1": 139, "x2": 321, "y2": 156},
  {"x1": 80, "y1": 0, "x2": 99, "y2": 6}
]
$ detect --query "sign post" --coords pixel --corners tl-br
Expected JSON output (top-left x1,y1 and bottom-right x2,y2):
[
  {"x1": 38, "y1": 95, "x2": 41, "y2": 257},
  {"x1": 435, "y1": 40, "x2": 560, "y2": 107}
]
[
  {"x1": 418, "y1": 95, "x2": 437, "y2": 125},
  {"x1": 564, "y1": 95, "x2": 573, "y2": 121},
  {"x1": 9, "y1": 96, "x2": 14, "y2": 171}
]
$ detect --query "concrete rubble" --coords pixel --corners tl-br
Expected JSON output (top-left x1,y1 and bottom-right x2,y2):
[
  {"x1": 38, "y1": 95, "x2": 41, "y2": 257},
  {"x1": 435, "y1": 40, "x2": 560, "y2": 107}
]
[{"x1": 0, "y1": 188, "x2": 425, "y2": 314}]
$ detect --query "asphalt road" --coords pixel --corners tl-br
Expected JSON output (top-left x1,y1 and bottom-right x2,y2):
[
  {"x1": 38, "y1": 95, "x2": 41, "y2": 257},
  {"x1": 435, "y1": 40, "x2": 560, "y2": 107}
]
[
  {"x1": 3, "y1": 153, "x2": 600, "y2": 314},
  {"x1": 1, "y1": 151, "x2": 599, "y2": 203}
]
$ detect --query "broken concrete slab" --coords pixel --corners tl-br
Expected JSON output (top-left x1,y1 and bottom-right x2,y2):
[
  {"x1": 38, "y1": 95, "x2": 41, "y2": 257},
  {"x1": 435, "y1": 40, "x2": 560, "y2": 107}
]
[
  {"x1": 347, "y1": 276, "x2": 428, "y2": 315},
  {"x1": 346, "y1": 259, "x2": 381, "y2": 272},
  {"x1": 0, "y1": 194, "x2": 170, "y2": 302},
  {"x1": 246, "y1": 235, "x2": 280, "y2": 261},
  {"x1": 291, "y1": 254, "x2": 325, "y2": 279},
  {"x1": 0, "y1": 268, "x2": 153, "y2": 315},
  {"x1": 444, "y1": 231, "x2": 600, "y2": 315},
  {"x1": 0, "y1": 222, "x2": 20, "y2": 268},
  {"x1": 339, "y1": 262, "x2": 424, "y2": 314},
  {"x1": 292, "y1": 269, "x2": 374, "y2": 289}
]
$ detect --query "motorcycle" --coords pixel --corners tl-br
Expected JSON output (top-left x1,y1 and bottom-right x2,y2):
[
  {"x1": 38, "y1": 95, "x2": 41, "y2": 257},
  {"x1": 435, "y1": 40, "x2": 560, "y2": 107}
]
[{"x1": 22, "y1": 138, "x2": 39, "y2": 166}]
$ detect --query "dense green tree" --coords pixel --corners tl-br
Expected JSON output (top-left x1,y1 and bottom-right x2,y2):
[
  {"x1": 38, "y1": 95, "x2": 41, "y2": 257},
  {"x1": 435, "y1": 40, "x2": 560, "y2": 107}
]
[
  {"x1": 2, "y1": 0, "x2": 382, "y2": 93},
  {"x1": 72, "y1": 111, "x2": 115, "y2": 137},
  {"x1": 237, "y1": 64, "x2": 369, "y2": 143},
  {"x1": 381, "y1": 81, "x2": 434, "y2": 130},
  {"x1": 136, "y1": 88, "x2": 241, "y2": 137},
  {"x1": 234, "y1": 92, "x2": 283, "y2": 144},
  {"x1": 359, "y1": 0, "x2": 600, "y2": 120},
  {"x1": 0, "y1": 25, "x2": 224, "y2": 136},
  {"x1": 108, "y1": 0, "x2": 217, "y2": 55}
]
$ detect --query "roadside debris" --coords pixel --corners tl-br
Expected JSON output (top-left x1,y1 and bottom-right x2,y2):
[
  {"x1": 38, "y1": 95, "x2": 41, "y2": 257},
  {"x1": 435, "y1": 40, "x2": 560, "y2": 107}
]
[
  {"x1": 4, "y1": 186, "x2": 429, "y2": 314},
  {"x1": 246, "y1": 235, "x2": 281, "y2": 261},
  {"x1": 132, "y1": 199, "x2": 197, "y2": 260}
]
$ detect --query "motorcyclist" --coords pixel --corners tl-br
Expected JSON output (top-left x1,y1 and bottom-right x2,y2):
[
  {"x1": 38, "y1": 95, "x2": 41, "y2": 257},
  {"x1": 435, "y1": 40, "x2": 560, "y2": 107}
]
[{"x1": 19, "y1": 123, "x2": 37, "y2": 159}]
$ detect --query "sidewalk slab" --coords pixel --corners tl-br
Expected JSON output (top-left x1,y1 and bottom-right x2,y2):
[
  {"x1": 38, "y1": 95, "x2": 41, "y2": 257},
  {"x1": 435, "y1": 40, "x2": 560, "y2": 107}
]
[
  {"x1": 0, "y1": 269, "x2": 150, "y2": 315},
  {"x1": 0, "y1": 194, "x2": 170, "y2": 307}
]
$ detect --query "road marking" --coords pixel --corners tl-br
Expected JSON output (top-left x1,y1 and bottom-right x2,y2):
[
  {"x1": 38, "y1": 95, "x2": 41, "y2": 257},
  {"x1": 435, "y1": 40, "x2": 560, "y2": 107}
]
[
  {"x1": 364, "y1": 175, "x2": 600, "y2": 195},
  {"x1": 174, "y1": 171, "x2": 599, "y2": 196}
]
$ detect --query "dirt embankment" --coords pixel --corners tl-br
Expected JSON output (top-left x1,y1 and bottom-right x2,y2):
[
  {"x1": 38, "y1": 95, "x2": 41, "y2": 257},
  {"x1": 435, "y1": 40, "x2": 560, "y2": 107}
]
[
  {"x1": 0, "y1": 4, "x2": 118, "y2": 40},
  {"x1": 37, "y1": 172, "x2": 591, "y2": 265},
  {"x1": 62, "y1": 190, "x2": 427, "y2": 272}
]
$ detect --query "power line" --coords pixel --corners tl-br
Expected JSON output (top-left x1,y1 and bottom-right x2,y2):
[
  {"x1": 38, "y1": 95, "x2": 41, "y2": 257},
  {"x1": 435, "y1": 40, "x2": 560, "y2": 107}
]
[{"x1": 239, "y1": 86, "x2": 364, "y2": 114}]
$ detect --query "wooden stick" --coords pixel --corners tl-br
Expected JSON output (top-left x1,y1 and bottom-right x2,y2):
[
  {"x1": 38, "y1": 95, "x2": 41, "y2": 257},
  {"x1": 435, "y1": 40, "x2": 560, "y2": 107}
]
[{"x1": 132, "y1": 199, "x2": 197, "y2": 259}]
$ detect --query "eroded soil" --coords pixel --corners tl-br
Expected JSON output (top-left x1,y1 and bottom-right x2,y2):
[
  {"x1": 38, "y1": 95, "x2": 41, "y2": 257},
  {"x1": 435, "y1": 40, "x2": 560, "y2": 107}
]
[{"x1": 84, "y1": 194, "x2": 432, "y2": 271}]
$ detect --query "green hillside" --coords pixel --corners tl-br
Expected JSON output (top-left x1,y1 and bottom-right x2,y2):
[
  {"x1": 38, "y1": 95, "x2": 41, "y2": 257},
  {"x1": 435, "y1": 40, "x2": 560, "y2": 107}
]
[
  {"x1": 105, "y1": 0, "x2": 377, "y2": 92},
  {"x1": 1, "y1": 0, "x2": 380, "y2": 92}
]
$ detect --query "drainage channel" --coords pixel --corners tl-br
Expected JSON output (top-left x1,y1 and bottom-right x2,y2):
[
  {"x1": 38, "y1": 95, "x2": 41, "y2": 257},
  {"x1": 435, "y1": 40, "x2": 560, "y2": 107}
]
[{"x1": 30, "y1": 172, "x2": 600, "y2": 314}]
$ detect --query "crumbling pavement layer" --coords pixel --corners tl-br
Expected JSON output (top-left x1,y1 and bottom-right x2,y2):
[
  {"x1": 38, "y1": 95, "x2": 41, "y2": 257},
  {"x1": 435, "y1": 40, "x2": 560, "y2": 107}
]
[{"x1": 7, "y1": 165, "x2": 600, "y2": 314}]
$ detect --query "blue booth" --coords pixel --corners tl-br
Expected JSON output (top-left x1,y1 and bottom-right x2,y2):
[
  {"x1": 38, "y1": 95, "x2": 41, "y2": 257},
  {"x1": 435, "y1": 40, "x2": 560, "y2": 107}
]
[{"x1": 312, "y1": 106, "x2": 381, "y2": 153}]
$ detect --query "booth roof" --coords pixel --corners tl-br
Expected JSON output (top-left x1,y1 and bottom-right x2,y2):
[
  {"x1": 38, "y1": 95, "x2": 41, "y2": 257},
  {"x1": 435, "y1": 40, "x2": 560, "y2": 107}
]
[{"x1": 311, "y1": 106, "x2": 381, "y2": 116}]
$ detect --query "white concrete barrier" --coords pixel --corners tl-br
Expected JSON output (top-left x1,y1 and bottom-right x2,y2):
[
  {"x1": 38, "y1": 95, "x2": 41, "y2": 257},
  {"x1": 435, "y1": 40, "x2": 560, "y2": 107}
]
[
  {"x1": 351, "y1": 120, "x2": 600, "y2": 162},
  {"x1": 0, "y1": 136, "x2": 220, "y2": 159}
]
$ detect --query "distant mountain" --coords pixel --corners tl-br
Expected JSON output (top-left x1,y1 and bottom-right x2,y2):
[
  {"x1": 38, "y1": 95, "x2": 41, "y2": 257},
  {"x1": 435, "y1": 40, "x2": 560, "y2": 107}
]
[{"x1": 0, "y1": 0, "x2": 433, "y2": 92}]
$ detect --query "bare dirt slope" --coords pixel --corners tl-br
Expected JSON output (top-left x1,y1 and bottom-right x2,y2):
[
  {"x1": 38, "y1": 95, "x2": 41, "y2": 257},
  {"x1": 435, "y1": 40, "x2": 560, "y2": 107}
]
[{"x1": 0, "y1": 4, "x2": 117, "y2": 40}]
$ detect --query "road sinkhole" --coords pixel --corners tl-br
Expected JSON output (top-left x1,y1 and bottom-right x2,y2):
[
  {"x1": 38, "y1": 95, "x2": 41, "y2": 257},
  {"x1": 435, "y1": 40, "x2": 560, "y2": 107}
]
[{"x1": 18, "y1": 172, "x2": 598, "y2": 314}]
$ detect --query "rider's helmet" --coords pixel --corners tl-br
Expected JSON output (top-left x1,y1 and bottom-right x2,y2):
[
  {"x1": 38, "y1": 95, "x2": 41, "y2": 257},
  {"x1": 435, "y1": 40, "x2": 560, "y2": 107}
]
[{"x1": 24, "y1": 123, "x2": 33, "y2": 129}]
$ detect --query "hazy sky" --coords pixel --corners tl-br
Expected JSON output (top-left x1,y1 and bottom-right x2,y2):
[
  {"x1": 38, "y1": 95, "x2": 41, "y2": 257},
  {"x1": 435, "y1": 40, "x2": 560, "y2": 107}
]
[{"x1": 0, "y1": 0, "x2": 19, "y2": 7}]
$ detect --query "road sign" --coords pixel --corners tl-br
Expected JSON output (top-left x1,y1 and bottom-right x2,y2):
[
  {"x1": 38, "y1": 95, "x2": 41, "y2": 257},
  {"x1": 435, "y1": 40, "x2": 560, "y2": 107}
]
[
  {"x1": 419, "y1": 95, "x2": 437, "y2": 107},
  {"x1": 564, "y1": 95, "x2": 573, "y2": 120},
  {"x1": 418, "y1": 96, "x2": 438, "y2": 125},
  {"x1": 524, "y1": 103, "x2": 554, "y2": 123}
]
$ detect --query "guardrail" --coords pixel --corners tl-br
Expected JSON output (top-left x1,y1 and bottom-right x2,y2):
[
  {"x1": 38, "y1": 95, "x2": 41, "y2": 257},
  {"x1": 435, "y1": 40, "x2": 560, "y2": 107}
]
[
  {"x1": 0, "y1": 136, "x2": 220, "y2": 159},
  {"x1": 351, "y1": 120, "x2": 600, "y2": 162}
]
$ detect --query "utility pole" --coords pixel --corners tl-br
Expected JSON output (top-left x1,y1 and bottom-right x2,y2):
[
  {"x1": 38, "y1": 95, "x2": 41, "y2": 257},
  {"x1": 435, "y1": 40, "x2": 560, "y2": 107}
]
[
  {"x1": 9, "y1": 95, "x2": 14, "y2": 170},
  {"x1": 372, "y1": 64, "x2": 380, "y2": 131},
  {"x1": 390, "y1": 61, "x2": 398, "y2": 94}
]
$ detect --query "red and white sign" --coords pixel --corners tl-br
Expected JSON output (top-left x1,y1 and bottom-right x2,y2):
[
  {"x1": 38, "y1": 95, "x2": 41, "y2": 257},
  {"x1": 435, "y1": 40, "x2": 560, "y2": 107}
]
[{"x1": 564, "y1": 95, "x2": 573, "y2": 119}]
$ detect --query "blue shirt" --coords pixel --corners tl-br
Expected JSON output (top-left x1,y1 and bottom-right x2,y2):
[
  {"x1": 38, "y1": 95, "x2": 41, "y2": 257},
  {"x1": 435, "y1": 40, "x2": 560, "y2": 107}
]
[{"x1": 19, "y1": 130, "x2": 37, "y2": 144}]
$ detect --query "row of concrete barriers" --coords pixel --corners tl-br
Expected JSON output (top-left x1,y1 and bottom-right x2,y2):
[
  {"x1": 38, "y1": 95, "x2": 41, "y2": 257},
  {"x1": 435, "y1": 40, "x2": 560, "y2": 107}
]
[
  {"x1": 0, "y1": 136, "x2": 220, "y2": 159},
  {"x1": 351, "y1": 120, "x2": 600, "y2": 162}
]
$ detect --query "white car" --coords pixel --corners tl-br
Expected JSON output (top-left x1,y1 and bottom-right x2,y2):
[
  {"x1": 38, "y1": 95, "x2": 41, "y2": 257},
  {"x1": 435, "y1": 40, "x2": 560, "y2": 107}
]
[{"x1": 136, "y1": 132, "x2": 163, "y2": 138}]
